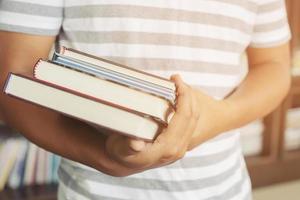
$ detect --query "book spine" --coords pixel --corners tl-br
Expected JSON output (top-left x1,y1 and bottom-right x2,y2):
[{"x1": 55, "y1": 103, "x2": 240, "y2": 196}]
[{"x1": 2, "y1": 73, "x2": 12, "y2": 95}]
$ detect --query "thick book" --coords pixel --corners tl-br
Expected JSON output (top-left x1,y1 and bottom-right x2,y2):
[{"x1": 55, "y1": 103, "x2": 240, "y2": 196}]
[
  {"x1": 34, "y1": 60, "x2": 174, "y2": 123},
  {"x1": 4, "y1": 74, "x2": 162, "y2": 140},
  {"x1": 52, "y1": 47, "x2": 176, "y2": 103}
]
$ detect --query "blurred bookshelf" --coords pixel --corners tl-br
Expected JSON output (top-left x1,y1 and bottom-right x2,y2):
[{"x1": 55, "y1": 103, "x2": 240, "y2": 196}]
[
  {"x1": 245, "y1": 0, "x2": 300, "y2": 188},
  {"x1": 0, "y1": 125, "x2": 60, "y2": 200}
]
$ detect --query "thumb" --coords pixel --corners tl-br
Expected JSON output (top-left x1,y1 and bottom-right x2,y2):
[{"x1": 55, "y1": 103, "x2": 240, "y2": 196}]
[{"x1": 127, "y1": 138, "x2": 147, "y2": 152}]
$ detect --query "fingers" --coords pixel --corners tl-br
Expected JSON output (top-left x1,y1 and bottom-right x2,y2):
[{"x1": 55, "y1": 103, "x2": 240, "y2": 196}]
[
  {"x1": 171, "y1": 74, "x2": 192, "y2": 115},
  {"x1": 106, "y1": 134, "x2": 136, "y2": 158},
  {"x1": 166, "y1": 74, "x2": 192, "y2": 137},
  {"x1": 166, "y1": 74, "x2": 197, "y2": 141},
  {"x1": 146, "y1": 75, "x2": 198, "y2": 163},
  {"x1": 96, "y1": 136, "x2": 140, "y2": 177},
  {"x1": 106, "y1": 134, "x2": 155, "y2": 168},
  {"x1": 180, "y1": 89, "x2": 199, "y2": 148}
]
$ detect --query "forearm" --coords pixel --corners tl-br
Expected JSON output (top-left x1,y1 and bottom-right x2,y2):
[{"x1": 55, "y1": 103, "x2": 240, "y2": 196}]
[
  {"x1": 225, "y1": 61, "x2": 290, "y2": 129},
  {"x1": 0, "y1": 32, "x2": 133, "y2": 176},
  {"x1": 190, "y1": 47, "x2": 291, "y2": 148},
  {"x1": 0, "y1": 89, "x2": 102, "y2": 167},
  {"x1": 0, "y1": 85, "x2": 138, "y2": 176},
  {"x1": 0, "y1": 35, "x2": 98, "y2": 168}
]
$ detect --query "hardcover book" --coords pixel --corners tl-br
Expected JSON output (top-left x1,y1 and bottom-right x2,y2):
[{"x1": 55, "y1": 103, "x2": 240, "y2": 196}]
[{"x1": 4, "y1": 74, "x2": 164, "y2": 140}]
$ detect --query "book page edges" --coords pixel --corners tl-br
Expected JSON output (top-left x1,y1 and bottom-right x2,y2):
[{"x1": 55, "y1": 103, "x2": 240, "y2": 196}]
[
  {"x1": 33, "y1": 64, "x2": 170, "y2": 125},
  {"x1": 34, "y1": 61, "x2": 173, "y2": 123},
  {"x1": 59, "y1": 46, "x2": 175, "y2": 91}
]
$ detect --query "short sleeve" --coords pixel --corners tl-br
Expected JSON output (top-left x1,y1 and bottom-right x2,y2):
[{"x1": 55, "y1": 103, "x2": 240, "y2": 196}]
[
  {"x1": 249, "y1": 0, "x2": 291, "y2": 48},
  {"x1": 0, "y1": 0, "x2": 63, "y2": 36}
]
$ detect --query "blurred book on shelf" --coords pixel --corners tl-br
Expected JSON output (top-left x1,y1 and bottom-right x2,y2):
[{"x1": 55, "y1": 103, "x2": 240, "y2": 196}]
[
  {"x1": 239, "y1": 120, "x2": 264, "y2": 156},
  {"x1": 0, "y1": 127, "x2": 60, "y2": 191},
  {"x1": 285, "y1": 108, "x2": 300, "y2": 150},
  {"x1": 239, "y1": 108, "x2": 300, "y2": 156}
]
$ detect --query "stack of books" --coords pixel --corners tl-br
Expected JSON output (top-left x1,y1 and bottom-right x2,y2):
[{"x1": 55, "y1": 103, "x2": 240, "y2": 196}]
[{"x1": 4, "y1": 47, "x2": 176, "y2": 140}]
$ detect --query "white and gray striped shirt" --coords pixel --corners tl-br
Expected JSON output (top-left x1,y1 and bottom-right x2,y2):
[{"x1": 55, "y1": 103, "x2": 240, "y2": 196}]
[{"x1": 0, "y1": 0, "x2": 290, "y2": 199}]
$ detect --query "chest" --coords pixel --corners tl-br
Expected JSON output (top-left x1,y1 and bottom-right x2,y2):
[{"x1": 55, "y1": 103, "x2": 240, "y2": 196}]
[{"x1": 62, "y1": 0, "x2": 257, "y2": 50}]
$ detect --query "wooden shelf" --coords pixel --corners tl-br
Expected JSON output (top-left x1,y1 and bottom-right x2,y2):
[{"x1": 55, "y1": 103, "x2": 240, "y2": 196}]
[
  {"x1": 246, "y1": 152, "x2": 300, "y2": 188},
  {"x1": 246, "y1": 75, "x2": 300, "y2": 188},
  {"x1": 0, "y1": 184, "x2": 58, "y2": 200}
]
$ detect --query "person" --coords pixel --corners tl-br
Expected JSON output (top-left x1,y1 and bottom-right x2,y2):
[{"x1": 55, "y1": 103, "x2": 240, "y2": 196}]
[{"x1": 0, "y1": 0, "x2": 291, "y2": 199}]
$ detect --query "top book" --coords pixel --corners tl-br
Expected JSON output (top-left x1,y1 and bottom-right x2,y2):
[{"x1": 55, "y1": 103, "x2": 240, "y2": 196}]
[{"x1": 53, "y1": 47, "x2": 176, "y2": 103}]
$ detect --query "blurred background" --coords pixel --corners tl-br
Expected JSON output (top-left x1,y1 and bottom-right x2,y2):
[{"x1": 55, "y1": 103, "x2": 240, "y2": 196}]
[
  {"x1": 247, "y1": 1, "x2": 300, "y2": 199},
  {"x1": 0, "y1": 0, "x2": 300, "y2": 199}
]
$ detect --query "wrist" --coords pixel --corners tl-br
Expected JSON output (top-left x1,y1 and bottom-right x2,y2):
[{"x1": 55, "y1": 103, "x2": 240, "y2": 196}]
[
  {"x1": 218, "y1": 98, "x2": 237, "y2": 132},
  {"x1": 201, "y1": 98, "x2": 232, "y2": 138},
  {"x1": 188, "y1": 93, "x2": 236, "y2": 149}
]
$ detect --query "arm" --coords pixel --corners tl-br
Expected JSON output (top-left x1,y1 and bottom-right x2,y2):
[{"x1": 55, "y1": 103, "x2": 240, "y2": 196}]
[
  {"x1": 0, "y1": 32, "x2": 135, "y2": 176},
  {"x1": 106, "y1": 43, "x2": 291, "y2": 168},
  {"x1": 189, "y1": 43, "x2": 291, "y2": 148}
]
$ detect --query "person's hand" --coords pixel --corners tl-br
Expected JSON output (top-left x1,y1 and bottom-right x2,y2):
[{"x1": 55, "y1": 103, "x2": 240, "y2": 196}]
[{"x1": 105, "y1": 74, "x2": 201, "y2": 170}]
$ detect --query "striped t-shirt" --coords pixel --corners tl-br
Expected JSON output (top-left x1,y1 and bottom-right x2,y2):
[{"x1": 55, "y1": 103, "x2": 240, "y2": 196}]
[{"x1": 0, "y1": 0, "x2": 290, "y2": 199}]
